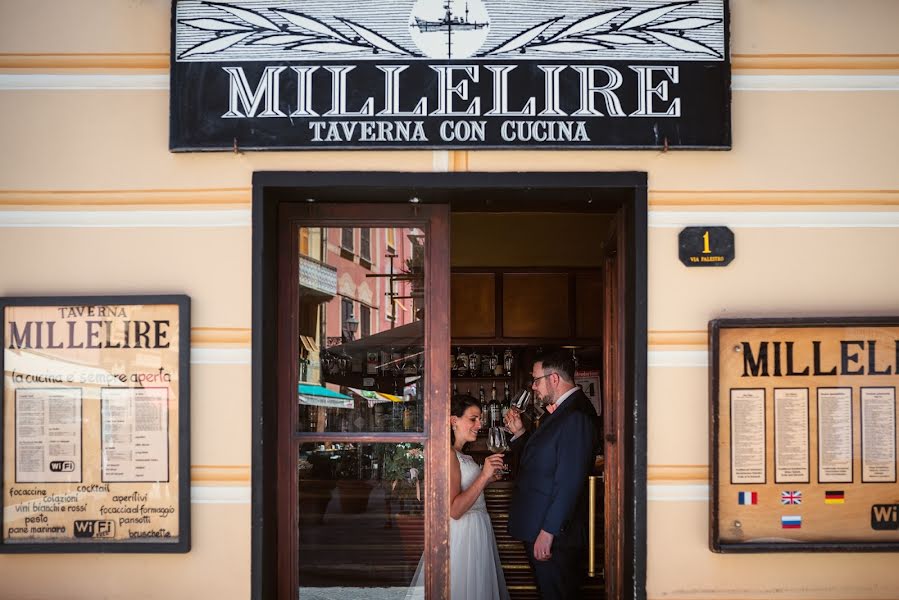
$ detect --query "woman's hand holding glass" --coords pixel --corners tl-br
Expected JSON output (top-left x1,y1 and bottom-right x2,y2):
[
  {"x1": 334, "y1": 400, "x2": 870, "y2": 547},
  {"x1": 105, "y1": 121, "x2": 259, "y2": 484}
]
[
  {"x1": 486, "y1": 427, "x2": 511, "y2": 478},
  {"x1": 481, "y1": 452, "x2": 506, "y2": 482}
]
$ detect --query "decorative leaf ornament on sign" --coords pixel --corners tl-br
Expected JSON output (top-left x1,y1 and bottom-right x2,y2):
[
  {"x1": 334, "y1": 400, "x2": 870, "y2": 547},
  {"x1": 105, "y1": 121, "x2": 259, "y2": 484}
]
[
  {"x1": 178, "y1": 0, "x2": 721, "y2": 60},
  {"x1": 171, "y1": 0, "x2": 730, "y2": 150}
]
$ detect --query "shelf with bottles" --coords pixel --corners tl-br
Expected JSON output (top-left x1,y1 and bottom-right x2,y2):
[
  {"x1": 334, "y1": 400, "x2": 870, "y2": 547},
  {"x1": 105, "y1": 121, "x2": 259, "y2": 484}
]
[{"x1": 450, "y1": 347, "x2": 518, "y2": 380}]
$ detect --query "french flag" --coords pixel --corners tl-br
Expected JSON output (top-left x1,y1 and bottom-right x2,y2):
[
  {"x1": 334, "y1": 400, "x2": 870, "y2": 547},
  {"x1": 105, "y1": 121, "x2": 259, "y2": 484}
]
[
  {"x1": 738, "y1": 491, "x2": 757, "y2": 505},
  {"x1": 781, "y1": 515, "x2": 802, "y2": 529}
]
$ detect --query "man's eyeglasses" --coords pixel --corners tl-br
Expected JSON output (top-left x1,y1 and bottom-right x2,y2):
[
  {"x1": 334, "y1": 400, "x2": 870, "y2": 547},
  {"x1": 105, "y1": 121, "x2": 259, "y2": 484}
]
[{"x1": 529, "y1": 373, "x2": 552, "y2": 387}]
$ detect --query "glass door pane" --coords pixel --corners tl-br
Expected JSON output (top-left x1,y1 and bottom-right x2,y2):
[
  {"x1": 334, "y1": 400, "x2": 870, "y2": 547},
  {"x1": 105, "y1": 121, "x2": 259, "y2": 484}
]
[
  {"x1": 298, "y1": 442, "x2": 426, "y2": 596},
  {"x1": 297, "y1": 226, "x2": 425, "y2": 434}
]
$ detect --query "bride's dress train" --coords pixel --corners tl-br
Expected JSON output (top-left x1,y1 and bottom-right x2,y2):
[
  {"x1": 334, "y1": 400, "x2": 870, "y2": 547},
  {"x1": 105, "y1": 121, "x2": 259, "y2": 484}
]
[{"x1": 404, "y1": 451, "x2": 509, "y2": 600}]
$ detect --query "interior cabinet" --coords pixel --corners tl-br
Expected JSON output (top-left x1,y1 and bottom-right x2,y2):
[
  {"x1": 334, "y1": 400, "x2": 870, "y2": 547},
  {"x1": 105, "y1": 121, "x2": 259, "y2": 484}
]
[
  {"x1": 451, "y1": 268, "x2": 602, "y2": 342},
  {"x1": 450, "y1": 272, "x2": 496, "y2": 338}
]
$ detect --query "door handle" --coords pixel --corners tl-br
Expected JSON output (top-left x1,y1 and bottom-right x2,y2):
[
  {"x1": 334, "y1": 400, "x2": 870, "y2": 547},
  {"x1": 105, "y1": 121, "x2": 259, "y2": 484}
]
[{"x1": 588, "y1": 475, "x2": 598, "y2": 578}]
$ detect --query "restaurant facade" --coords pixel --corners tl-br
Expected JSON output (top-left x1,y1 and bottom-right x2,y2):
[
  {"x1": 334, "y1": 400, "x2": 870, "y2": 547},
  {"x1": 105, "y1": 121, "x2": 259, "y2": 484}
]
[{"x1": 1, "y1": 1, "x2": 898, "y2": 599}]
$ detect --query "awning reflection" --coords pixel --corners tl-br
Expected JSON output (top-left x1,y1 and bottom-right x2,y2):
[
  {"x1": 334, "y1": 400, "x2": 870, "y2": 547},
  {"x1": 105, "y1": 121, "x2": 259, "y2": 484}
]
[{"x1": 298, "y1": 382, "x2": 354, "y2": 409}]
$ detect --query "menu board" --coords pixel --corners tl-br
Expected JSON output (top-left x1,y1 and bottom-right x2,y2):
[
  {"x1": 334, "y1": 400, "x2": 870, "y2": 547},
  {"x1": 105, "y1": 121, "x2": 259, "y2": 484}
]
[
  {"x1": 1, "y1": 296, "x2": 190, "y2": 553},
  {"x1": 711, "y1": 318, "x2": 899, "y2": 552}
]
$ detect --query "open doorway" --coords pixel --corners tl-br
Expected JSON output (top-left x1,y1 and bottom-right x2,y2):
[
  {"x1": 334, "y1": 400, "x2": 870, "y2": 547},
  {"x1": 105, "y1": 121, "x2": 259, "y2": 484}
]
[{"x1": 252, "y1": 172, "x2": 647, "y2": 600}]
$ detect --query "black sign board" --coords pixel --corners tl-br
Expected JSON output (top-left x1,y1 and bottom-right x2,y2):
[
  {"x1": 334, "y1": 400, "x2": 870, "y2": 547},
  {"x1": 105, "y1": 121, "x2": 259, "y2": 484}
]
[
  {"x1": 679, "y1": 226, "x2": 734, "y2": 267},
  {"x1": 170, "y1": 0, "x2": 731, "y2": 150}
]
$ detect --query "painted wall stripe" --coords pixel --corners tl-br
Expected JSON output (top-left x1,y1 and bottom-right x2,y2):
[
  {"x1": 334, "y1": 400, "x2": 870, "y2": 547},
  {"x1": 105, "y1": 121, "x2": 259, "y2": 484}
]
[
  {"x1": 187, "y1": 483, "x2": 708, "y2": 504},
  {"x1": 191, "y1": 348, "x2": 252, "y2": 365},
  {"x1": 3, "y1": 189, "x2": 897, "y2": 210},
  {"x1": 732, "y1": 74, "x2": 899, "y2": 91},
  {"x1": 2, "y1": 74, "x2": 899, "y2": 92},
  {"x1": 0, "y1": 209, "x2": 251, "y2": 228},
  {"x1": 191, "y1": 348, "x2": 705, "y2": 367},
  {"x1": 650, "y1": 190, "x2": 899, "y2": 207},
  {"x1": 191, "y1": 485, "x2": 251, "y2": 505},
  {"x1": 647, "y1": 484, "x2": 710, "y2": 502},
  {"x1": 0, "y1": 74, "x2": 169, "y2": 90},
  {"x1": 648, "y1": 350, "x2": 708, "y2": 368},
  {"x1": 3, "y1": 52, "x2": 897, "y2": 72},
  {"x1": 3, "y1": 209, "x2": 899, "y2": 229},
  {"x1": 0, "y1": 188, "x2": 251, "y2": 207},
  {"x1": 649, "y1": 210, "x2": 899, "y2": 228}
]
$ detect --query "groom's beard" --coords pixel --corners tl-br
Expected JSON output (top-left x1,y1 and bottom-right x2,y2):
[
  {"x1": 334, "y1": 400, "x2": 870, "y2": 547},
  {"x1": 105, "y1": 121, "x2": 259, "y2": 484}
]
[{"x1": 536, "y1": 388, "x2": 555, "y2": 407}]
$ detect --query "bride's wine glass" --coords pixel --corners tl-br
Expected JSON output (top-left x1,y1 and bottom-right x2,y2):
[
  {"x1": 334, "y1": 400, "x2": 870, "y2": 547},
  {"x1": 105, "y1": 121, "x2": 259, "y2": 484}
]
[{"x1": 486, "y1": 426, "x2": 510, "y2": 477}]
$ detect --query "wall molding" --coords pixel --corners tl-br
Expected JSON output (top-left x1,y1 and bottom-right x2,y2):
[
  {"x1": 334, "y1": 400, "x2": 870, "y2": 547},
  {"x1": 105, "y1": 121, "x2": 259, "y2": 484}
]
[
  {"x1": 3, "y1": 73, "x2": 899, "y2": 92},
  {"x1": 186, "y1": 471, "x2": 710, "y2": 505},
  {"x1": 732, "y1": 53, "x2": 899, "y2": 71},
  {"x1": 649, "y1": 210, "x2": 899, "y2": 228},
  {"x1": 648, "y1": 350, "x2": 708, "y2": 368},
  {"x1": 0, "y1": 53, "x2": 169, "y2": 70},
  {"x1": 0, "y1": 209, "x2": 251, "y2": 228},
  {"x1": 732, "y1": 74, "x2": 899, "y2": 91},
  {"x1": 192, "y1": 465, "x2": 251, "y2": 483},
  {"x1": 648, "y1": 464, "x2": 709, "y2": 482},
  {"x1": 3, "y1": 52, "x2": 897, "y2": 73},
  {"x1": 0, "y1": 189, "x2": 250, "y2": 207},
  {"x1": 189, "y1": 485, "x2": 713, "y2": 504},
  {"x1": 0, "y1": 73, "x2": 169, "y2": 90},
  {"x1": 2, "y1": 209, "x2": 898, "y2": 230},
  {"x1": 2, "y1": 189, "x2": 898, "y2": 210},
  {"x1": 646, "y1": 484, "x2": 709, "y2": 502},
  {"x1": 192, "y1": 327, "x2": 252, "y2": 346},
  {"x1": 650, "y1": 190, "x2": 899, "y2": 207},
  {"x1": 191, "y1": 348, "x2": 252, "y2": 365},
  {"x1": 191, "y1": 485, "x2": 251, "y2": 504},
  {"x1": 648, "y1": 330, "x2": 707, "y2": 347}
]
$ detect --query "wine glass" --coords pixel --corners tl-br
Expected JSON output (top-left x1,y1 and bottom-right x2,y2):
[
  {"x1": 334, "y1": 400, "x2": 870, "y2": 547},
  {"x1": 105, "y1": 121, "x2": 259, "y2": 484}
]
[
  {"x1": 486, "y1": 426, "x2": 511, "y2": 477},
  {"x1": 510, "y1": 390, "x2": 532, "y2": 413},
  {"x1": 505, "y1": 390, "x2": 532, "y2": 439}
]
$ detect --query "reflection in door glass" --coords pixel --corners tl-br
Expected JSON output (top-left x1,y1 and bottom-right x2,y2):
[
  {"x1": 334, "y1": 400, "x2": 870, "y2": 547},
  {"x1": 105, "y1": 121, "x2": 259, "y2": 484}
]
[
  {"x1": 298, "y1": 442, "x2": 425, "y2": 599},
  {"x1": 297, "y1": 226, "x2": 426, "y2": 433}
]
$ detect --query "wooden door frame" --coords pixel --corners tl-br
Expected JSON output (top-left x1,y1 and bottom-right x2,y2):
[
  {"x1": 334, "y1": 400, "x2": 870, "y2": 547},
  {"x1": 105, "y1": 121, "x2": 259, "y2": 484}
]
[{"x1": 251, "y1": 171, "x2": 647, "y2": 600}]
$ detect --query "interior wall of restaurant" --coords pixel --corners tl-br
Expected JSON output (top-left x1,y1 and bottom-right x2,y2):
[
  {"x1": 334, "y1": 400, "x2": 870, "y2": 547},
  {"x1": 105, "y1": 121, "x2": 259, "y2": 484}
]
[
  {"x1": 451, "y1": 213, "x2": 610, "y2": 268},
  {"x1": 1, "y1": 1, "x2": 898, "y2": 599}
]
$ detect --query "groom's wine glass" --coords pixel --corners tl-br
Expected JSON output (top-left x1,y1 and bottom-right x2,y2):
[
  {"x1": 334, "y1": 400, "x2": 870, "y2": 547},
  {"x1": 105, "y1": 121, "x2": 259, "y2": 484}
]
[
  {"x1": 509, "y1": 390, "x2": 532, "y2": 414},
  {"x1": 486, "y1": 426, "x2": 511, "y2": 477}
]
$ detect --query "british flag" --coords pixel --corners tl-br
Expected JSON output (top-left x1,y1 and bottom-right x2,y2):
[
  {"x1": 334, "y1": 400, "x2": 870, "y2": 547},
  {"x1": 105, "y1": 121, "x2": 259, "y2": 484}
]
[{"x1": 781, "y1": 490, "x2": 802, "y2": 505}]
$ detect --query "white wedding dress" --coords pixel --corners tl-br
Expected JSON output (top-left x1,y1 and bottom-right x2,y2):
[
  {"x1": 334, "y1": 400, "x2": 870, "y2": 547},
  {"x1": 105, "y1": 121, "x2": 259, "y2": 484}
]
[
  {"x1": 404, "y1": 451, "x2": 509, "y2": 600},
  {"x1": 450, "y1": 451, "x2": 510, "y2": 600}
]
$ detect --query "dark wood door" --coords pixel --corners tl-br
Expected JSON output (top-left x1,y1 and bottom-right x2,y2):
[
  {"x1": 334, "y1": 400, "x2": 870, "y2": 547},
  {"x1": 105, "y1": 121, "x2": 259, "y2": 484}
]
[
  {"x1": 275, "y1": 203, "x2": 451, "y2": 599},
  {"x1": 602, "y1": 213, "x2": 627, "y2": 600}
]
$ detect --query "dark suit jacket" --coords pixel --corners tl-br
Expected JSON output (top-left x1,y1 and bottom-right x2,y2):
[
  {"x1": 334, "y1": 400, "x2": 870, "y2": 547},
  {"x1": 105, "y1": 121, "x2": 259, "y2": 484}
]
[
  {"x1": 507, "y1": 428, "x2": 531, "y2": 481},
  {"x1": 508, "y1": 388, "x2": 599, "y2": 546}
]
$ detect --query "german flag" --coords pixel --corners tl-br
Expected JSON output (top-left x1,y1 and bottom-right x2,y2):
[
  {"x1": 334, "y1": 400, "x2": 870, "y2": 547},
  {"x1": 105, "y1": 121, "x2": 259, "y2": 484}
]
[{"x1": 824, "y1": 491, "x2": 845, "y2": 504}]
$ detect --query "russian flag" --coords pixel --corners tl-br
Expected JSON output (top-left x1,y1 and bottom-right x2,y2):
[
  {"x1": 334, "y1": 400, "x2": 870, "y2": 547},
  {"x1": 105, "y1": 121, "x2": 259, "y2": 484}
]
[
  {"x1": 738, "y1": 491, "x2": 757, "y2": 505},
  {"x1": 781, "y1": 515, "x2": 802, "y2": 529}
]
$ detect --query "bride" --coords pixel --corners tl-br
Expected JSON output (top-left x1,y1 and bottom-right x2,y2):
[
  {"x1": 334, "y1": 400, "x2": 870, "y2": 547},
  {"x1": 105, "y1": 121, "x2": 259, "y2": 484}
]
[
  {"x1": 449, "y1": 394, "x2": 510, "y2": 600},
  {"x1": 404, "y1": 394, "x2": 510, "y2": 600}
]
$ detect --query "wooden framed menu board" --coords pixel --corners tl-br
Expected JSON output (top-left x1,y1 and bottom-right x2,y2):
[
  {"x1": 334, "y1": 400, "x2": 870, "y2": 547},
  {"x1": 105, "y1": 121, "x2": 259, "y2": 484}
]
[
  {"x1": 710, "y1": 317, "x2": 899, "y2": 552},
  {"x1": 1, "y1": 295, "x2": 190, "y2": 553}
]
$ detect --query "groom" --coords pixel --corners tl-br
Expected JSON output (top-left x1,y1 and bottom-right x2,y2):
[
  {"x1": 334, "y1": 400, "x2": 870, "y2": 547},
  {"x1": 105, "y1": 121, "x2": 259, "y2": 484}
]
[{"x1": 505, "y1": 350, "x2": 599, "y2": 599}]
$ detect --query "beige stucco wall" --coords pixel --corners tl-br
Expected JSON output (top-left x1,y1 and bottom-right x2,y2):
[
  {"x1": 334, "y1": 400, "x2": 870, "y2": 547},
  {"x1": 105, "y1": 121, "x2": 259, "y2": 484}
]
[{"x1": 1, "y1": 0, "x2": 898, "y2": 598}]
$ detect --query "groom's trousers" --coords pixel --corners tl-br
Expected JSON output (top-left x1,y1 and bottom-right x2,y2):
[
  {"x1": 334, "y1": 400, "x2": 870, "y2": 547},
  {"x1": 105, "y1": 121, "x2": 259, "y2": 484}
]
[{"x1": 523, "y1": 539, "x2": 586, "y2": 599}]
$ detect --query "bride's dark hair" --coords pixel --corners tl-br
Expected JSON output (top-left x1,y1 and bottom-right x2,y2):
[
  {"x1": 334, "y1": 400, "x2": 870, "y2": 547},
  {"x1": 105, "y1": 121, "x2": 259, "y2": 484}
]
[{"x1": 451, "y1": 394, "x2": 481, "y2": 446}]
